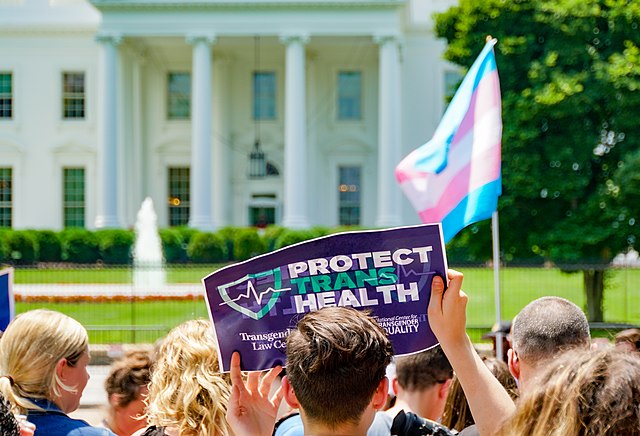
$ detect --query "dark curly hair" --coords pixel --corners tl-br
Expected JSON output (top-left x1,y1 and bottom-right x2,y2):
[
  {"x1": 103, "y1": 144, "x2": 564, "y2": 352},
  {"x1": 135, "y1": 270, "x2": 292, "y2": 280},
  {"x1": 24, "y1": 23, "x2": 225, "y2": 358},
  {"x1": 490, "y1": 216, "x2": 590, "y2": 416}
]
[
  {"x1": 104, "y1": 350, "x2": 152, "y2": 408},
  {"x1": 0, "y1": 393, "x2": 19, "y2": 436}
]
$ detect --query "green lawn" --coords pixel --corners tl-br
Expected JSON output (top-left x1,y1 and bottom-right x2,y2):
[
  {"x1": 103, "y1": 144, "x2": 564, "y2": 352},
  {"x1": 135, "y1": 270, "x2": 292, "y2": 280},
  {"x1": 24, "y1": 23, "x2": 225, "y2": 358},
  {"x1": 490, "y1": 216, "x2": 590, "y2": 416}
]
[
  {"x1": 14, "y1": 265, "x2": 640, "y2": 344},
  {"x1": 13, "y1": 265, "x2": 225, "y2": 284}
]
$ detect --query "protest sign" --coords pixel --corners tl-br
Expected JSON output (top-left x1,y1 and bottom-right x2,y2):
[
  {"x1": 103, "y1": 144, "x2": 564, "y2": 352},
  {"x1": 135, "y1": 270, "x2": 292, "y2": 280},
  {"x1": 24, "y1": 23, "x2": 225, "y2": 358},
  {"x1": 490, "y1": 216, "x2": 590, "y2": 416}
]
[
  {"x1": 203, "y1": 224, "x2": 447, "y2": 372},
  {"x1": 0, "y1": 267, "x2": 14, "y2": 332}
]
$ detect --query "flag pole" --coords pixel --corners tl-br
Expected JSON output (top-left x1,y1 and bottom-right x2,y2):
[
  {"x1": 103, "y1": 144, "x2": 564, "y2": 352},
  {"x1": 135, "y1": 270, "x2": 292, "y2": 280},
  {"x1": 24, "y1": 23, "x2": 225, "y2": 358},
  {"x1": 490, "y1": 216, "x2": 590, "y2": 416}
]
[{"x1": 491, "y1": 211, "x2": 504, "y2": 360}]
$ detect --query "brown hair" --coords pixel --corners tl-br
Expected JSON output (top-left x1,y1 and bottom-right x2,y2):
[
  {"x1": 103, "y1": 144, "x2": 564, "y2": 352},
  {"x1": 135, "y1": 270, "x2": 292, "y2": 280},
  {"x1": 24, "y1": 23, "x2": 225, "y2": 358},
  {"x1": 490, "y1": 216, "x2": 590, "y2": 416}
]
[
  {"x1": 441, "y1": 356, "x2": 518, "y2": 432},
  {"x1": 511, "y1": 297, "x2": 590, "y2": 366},
  {"x1": 285, "y1": 307, "x2": 393, "y2": 428},
  {"x1": 104, "y1": 350, "x2": 152, "y2": 408},
  {"x1": 395, "y1": 345, "x2": 452, "y2": 391},
  {"x1": 615, "y1": 328, "x2": 640, "y2": 351},
  {"x1": 499, "y1": 348, "x2": 640, "y2": 436}
]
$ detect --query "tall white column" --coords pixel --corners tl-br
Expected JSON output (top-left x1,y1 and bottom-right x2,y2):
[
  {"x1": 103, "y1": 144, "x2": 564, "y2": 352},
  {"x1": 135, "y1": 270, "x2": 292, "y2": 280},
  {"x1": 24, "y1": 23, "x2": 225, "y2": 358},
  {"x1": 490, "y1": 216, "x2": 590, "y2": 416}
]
[
  {"x1": 374, "y1": 34, "x2": 403, "y2": 227},
  {"x1": 187, "y1": 34, "x2": 216, "y2": 231},
  {"x1": 95, "y1": 33, "x2": 123, "y2": 229},
  {"x1": 280, "y1": 33, "x2": 310, "y2": 229}
]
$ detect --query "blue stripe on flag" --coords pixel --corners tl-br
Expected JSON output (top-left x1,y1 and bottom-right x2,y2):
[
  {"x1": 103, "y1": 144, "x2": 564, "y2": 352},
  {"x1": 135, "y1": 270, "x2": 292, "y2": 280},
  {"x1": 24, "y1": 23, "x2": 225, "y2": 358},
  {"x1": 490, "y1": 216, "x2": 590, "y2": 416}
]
[
  {"x1": 413, "y1": 40, "x2": 498, "y2": 175},
  {"x1": 441, "y1": 178, "x2": 502, "y2": 242}
]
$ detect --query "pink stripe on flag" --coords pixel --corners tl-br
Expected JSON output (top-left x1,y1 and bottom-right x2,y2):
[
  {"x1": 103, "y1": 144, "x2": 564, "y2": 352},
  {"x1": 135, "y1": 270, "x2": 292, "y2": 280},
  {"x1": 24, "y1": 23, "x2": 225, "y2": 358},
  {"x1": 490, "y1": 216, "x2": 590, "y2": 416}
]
[
  {"x1": 450, "y1": 70, "x2": 501, "y2": 153},
  {"x1": 418, "y1": 143, "x2": 501, "y2": 220}
]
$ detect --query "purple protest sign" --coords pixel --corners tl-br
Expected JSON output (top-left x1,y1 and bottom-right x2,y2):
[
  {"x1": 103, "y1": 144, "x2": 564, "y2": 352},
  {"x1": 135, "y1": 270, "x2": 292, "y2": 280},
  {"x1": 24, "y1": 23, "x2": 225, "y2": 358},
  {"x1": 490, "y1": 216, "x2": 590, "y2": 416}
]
[{"x1": 203, "y1": 224, "x2": 448, "y2": 372}]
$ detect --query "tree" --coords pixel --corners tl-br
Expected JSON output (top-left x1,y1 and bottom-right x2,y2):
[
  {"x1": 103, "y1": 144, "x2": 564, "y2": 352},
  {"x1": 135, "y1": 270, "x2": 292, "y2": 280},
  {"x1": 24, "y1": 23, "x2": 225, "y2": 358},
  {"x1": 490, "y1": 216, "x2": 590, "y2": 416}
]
[{"x1": 436, "y1": 0, "x2": 640, "y2": 321}]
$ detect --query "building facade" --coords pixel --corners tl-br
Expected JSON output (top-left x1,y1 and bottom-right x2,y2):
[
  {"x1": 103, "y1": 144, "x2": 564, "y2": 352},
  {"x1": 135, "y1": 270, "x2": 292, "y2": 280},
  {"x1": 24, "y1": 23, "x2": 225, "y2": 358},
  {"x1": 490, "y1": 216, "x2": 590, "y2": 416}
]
[{"x1": 0, "y1": 0, "x2": 458, "y2": 230}]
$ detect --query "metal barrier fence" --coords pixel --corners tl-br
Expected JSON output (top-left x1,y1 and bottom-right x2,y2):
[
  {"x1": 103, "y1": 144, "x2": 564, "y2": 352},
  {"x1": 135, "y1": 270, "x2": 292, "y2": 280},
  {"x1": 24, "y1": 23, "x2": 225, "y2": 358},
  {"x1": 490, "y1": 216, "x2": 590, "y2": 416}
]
[{"x1": 10, "y1": 263, "x2": 640, "y2": 345}]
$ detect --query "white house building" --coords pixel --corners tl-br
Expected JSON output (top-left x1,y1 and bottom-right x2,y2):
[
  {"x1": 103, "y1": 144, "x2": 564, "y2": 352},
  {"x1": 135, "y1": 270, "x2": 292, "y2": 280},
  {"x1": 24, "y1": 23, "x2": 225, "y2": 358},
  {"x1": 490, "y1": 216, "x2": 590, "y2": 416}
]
[{"x1": 0, "y1": 0, "x2": 458, "y2": 230}]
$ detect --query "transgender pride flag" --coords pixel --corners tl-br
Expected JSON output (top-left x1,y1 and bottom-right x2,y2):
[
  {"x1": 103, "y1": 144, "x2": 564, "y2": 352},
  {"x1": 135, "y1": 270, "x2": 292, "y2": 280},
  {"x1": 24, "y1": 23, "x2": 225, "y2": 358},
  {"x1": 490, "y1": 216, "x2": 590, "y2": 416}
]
[{"x1": 396, "y1": 38, "x2": 502, "y2": 242}]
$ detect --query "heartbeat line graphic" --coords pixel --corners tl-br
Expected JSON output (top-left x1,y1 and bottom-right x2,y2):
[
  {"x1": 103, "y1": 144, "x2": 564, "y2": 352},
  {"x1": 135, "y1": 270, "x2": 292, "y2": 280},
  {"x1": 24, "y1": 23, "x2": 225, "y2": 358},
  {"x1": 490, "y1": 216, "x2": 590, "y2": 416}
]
[
  {"x1": 394, "y1": 264, "x2": 436, "y2": 279},
  {"x1": 219, "y1": 280, "x2": 291, "y2": 306}
]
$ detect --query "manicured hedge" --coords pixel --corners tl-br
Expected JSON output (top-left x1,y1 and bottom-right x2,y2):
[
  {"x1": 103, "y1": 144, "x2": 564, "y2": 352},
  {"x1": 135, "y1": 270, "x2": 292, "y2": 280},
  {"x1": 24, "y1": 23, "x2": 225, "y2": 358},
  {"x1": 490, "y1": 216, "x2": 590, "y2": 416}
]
[
  {"x1": 36, "y1": 230, "x2": 62, "y2": 262},
  {"x1": 6, "y1": 230, "x2": 38, "y2": 265},
  {"x1": 187, "y1": 232, "x2": 227, "y2": 263},
  {"x1": 233, "y1": 228, "x2": 267, "y2": 261},
  {"x1": 96, "y1": 229, "x2": 134, "y2": 265},
  {"x1": 60, "y1": 229, "x2": 100, "y2": 264},
  {"x1": 0, "y1": 225, "x2": 368, "y2": 265}
]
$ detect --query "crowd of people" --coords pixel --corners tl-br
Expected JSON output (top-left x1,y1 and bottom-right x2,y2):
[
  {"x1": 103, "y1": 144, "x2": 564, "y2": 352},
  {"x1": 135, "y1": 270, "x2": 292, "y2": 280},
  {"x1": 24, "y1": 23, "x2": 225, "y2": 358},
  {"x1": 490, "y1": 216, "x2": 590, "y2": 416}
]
[{"x1": 0, "y1": 269, "x2": 639, "y2": 435}]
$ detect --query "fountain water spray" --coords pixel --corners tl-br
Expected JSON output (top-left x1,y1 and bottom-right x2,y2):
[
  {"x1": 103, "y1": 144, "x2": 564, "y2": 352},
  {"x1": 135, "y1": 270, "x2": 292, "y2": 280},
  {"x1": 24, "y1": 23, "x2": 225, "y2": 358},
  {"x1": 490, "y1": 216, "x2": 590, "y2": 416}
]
[{"x1": 133, "y1": 197, "x2": 166, "y2": 290}]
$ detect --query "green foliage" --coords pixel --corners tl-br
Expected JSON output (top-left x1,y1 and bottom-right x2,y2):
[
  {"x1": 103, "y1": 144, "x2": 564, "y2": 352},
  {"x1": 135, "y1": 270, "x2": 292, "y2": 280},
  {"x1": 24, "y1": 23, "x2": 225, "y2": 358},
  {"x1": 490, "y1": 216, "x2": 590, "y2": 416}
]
[
  {"x1": 159, "y1": 228, "x2": 185, "y2": 263},
  {"x1": 96, "y1": 230, "x2": 134, "y2": 265},
  {"x1": 435, "y1": 0, "x2": 640, "y2": 265},
  {"x1": 233, "y1": 228, "x2": 267, "y2": 261},
  {"x1": 186, "y1": 232, "x2": 227, "y2": 263},
  {"x1": 216, "y1": 226, "x2": 237, "y2": 261},
  {"x1": 174, "y1": 227, "x2": 198, "y2": 247},
  {"x1": 0, "y1": 229, "x2": 9, "y2": 263},
  {"x1": 435, "y1": 0, "x2": 640, "y2": 319},
  {"x1": 60, "y1": 229, "x2": 100, "y2": 264},
  {"x1": 6, "y1": 231, "x2": 37, "y2": 265},
  {"x1": 274, "y1": 229, "x2": 319, "y2": 249},
  {"x1": 36, "y1": 230, "x2": 62, "y2": 262},
  {"x1": 262, "y1": 226, "x2": 285, "y2": 251}
]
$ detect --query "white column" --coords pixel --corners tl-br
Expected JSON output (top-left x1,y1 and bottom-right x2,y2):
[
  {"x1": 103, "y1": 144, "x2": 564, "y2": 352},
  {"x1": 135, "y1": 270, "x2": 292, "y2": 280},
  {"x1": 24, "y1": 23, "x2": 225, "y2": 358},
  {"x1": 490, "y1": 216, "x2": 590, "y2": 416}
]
[
  {"x1": 280, "y1": 33, "x2": 310, "y2": 229},
  {"x1": 187, "y1": 34, "x2": 216, "y2": 231},
  {"x1": 95, "y1": 33, "x2": 123, "y2": 229},
  {"x1": 374, "y1": 34, "x2": 403, "y2": 227}
]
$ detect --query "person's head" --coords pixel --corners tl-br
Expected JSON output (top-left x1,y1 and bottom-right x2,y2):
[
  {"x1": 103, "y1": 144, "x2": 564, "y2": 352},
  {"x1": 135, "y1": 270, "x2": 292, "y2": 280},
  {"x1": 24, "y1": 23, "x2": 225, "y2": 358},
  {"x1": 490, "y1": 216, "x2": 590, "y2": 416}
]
[
  {"x1": 500, "y1": 348, "x2": 640, "y2": 436},
  {"x1": 145, "y1": 319, "x2": 231, "y2": 436},
  {"x1": 104, "y1": 350, "x2": 152, "y2": 436},
  {"x1": 442, "y1": 356, "x2": 518, "y2": 432},
  {"x1": 0, "y1": 309, "x2": 90, "y2": 414},
  {"x1": 283, "y1": 307, "x2": 393, "y2": 433},
  {"x1": 508, "y1": 297, "x2": 590, "y2": 389},
  {"x1": 614, "y1": 328, "x2": 640, "y2": 352},
  {"x1": 393, "y1": 345, "x2": 453, "y2": 421}
]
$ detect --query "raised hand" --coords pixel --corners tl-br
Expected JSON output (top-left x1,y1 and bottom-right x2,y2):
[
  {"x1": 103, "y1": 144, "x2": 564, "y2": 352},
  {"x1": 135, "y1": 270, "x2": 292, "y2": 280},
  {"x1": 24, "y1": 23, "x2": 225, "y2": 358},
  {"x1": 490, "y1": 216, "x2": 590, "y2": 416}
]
[
  {"x1": 226, "y1": 352, "x2": 284, "y2": 436},
  {"x1": 428, "y1": 269, "x2": 468, "y2": 349}
]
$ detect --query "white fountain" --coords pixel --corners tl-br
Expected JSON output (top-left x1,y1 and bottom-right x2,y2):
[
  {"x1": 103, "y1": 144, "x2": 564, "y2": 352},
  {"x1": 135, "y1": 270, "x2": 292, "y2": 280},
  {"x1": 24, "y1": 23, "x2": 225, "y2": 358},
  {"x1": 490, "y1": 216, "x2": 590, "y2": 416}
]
[{"x1": 133, "y1": 197, "x2": 166, "y2": 292}]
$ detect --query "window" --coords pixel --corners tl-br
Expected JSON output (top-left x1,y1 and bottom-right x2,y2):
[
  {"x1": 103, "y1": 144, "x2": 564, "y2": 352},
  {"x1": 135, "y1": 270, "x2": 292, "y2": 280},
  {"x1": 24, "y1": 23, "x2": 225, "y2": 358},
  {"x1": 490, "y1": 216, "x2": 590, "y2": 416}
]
[
  {"x1": 337, "y1": 71, "x2": 362, "y2": 120},
  {"x1": 62, "y1": 72, "x2": 86, "y2": 119},
  {"x1": 167, "y1": 73, "x2": 191, "y2": 119},
  {"x1": 0, "y1": 168, "x2": 12, "y2": 227},
  {"x1": 168, "y1": 167, "x2": 190, "y2": 226},
  {"x1": 63, "y1": 168, "x2": 85, "y2": 227},
  {"x1": 253, "y1": 72, "x2": 276, "y2": 120},
  {"x1": 338, "y1": 166, "x2": 361, "y2": 226},
  {"x1": 249, "y1": 206, "x2": 275, "y2": 227},
  {"x1": 0, "y1": 73, "x2": 12, "y2": 119}
]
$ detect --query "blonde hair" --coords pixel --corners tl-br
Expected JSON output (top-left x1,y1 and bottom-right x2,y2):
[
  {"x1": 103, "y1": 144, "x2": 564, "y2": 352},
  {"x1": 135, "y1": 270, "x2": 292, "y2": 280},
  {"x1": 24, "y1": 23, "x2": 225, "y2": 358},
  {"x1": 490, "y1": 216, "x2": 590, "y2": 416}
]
[
  {"x1": 500, "y1": 348, "x2": 640, "y2": 436},
  {"x1": 0, "y1": 309, "x2": 88, "y2": 414},
  {"x1": 145, "y1": 319, "x2": 231, "y2": 436}
]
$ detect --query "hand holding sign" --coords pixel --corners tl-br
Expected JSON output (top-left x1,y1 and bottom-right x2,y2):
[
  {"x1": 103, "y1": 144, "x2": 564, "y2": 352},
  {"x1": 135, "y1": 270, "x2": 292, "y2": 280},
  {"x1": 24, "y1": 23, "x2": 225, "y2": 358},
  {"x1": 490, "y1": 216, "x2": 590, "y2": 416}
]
[{"x1": 427, "y1": 269, "x2": 468, "y2": 351}]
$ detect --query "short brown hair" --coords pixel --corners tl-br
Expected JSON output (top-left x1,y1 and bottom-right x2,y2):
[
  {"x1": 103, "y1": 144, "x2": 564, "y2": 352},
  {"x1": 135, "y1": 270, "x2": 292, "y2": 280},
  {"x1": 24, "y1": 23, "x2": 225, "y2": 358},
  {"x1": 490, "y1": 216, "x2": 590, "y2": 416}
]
[
  {"x1": 104, "y1": 350, "x2": 152, "y2": 408},
  {"x1": 511, "y1": 297, "x2": 590, "y2": 365},
  {"x1": 286, "y1": 307, "x2": 393, "y2": 428},
  {"x1": 395, "y1": 345, "x2": 452, "y2": 391},
  {"x1": 615, "y1": 328, "x2": 640, "y2": 351}
]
